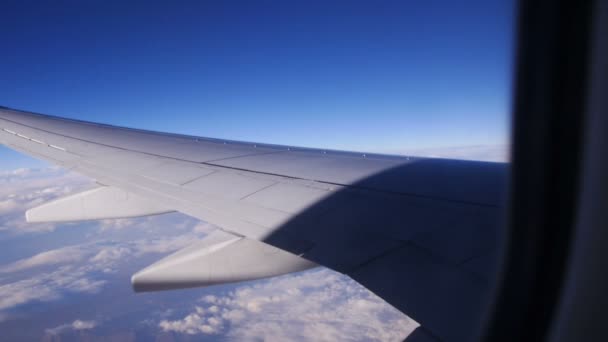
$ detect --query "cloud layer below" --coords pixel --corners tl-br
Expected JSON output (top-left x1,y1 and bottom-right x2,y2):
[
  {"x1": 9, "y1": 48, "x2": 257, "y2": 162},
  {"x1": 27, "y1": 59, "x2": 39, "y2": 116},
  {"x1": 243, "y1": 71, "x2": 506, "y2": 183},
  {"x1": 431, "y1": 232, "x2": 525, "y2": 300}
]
[
  {"x1": 0, "y1": 167, "x2": 416, "y2": 341},
  {"x1": 385, "y1": 144, "x2": 509, "y2": 162},
  {"x1": 160, "y1": 268, "x2": 417, "y2": 341}
]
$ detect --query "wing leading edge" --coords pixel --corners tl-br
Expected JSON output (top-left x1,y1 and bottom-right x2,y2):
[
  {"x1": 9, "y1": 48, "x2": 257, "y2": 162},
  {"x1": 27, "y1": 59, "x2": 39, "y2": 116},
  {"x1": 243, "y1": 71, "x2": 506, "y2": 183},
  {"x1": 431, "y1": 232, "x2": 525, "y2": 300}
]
[{"x1": 0, "y1": 106, "x2": 507, "y2": 341}]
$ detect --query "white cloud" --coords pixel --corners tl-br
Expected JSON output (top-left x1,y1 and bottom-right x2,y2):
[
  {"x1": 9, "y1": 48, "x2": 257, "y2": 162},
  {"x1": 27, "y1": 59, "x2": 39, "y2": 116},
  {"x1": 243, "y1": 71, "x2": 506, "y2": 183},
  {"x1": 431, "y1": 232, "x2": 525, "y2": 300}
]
[
  {"x1": 384, "y1": 144, "x2": 509, "y2": 162},
  {"x1": 0, "y1": 169, "x2": 203, "y2": 325},
  {"x1": 0, "y1": 245, "x2": 88, "y2": 273},
  {"x1": 0, "y1": 168, "x2": 93, "y2": 234},
  {"x1": 0, "y1": 266, "x2": 106, "y2": 311},
  {"x1": 72, "y1": 319, "x2": 97, "y2": 330},
  {"x1": 98, "y1": 217, "x2": 142, "y2": 231},
  {"x1": 0, "y1": 168, "x2": 33, "y2": 177},
  {"x1": 159, "y1": 312, "x2": 221, "y2": 335},
  {"x1": 90, "y1": 246, "x2": 131, "y2": 264},
  {"x1": 86, "y1": 233, "x2": 199, "y2": 271},
  {"x1": 0, "y1": 277, "x2": 60, "y2": 311},
  {"x1": 0, "y1": 199, "x2": 19, "y2": 215},
  {"x1": 159, "y1": 268, "x2": 418, "y2": 341},
  {"x1": 46, "y1": 319, "x2": 97, "y2": 335},
  {"x1": 0, "y1": 220, "x2": 206, "y2": 314},
  {"x1": 131, "y1": 235, "x2": 198, "y2": 256}
]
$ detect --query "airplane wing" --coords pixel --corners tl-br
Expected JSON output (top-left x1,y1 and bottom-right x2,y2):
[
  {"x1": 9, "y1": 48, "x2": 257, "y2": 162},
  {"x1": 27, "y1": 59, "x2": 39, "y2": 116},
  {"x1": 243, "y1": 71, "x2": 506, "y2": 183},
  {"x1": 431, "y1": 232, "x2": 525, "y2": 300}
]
[{"x1": 0, "y1": 106, "x2": 507, "y2": 341}]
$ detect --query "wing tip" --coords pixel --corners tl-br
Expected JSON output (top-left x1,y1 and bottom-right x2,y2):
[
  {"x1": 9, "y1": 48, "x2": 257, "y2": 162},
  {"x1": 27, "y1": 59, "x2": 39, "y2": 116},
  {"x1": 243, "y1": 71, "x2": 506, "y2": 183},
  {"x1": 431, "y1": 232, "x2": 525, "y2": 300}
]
[{"x1": 25, "y1": 208, "x2": 43, "y2": 223}]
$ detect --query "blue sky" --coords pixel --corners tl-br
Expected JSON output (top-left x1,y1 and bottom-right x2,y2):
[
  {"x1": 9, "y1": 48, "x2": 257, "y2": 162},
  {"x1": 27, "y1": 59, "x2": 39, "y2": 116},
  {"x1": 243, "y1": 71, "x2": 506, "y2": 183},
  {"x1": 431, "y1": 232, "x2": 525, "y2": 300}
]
[{"x1": 0, "y1": 0, "x2": 514, "y2": 170}]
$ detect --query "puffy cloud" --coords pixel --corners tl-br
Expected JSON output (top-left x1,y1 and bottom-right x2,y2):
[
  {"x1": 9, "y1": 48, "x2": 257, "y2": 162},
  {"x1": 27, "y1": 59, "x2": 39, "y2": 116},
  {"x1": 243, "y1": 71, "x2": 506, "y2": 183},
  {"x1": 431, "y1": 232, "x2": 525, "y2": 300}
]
[
  {"x1": 90, "y1": 246, "x2": 132, "y2": 264},
  {"x1": 0, "y1": 220, "x2": 206, "y2": 315},
  {"x1": 46, "y1": 319, "x2": 97, "y2": 335},
  {"x1": 0, "y1": 266, "x2": 106, "y2": 311},
  {"x1": 0, "y1": 168, "x2": 93, "y2": 234},
  {"x1": 159, "y1": 268, "x2": 418, "y2": 341},
  {"x1": 0, "y1": 168, "x2": 89, "y2": 193},
  {"x1": 0, "y1": 169, "x2": 210, "y2": 317},
  {"x1": 0, "y1": 236, "x2": 194, "y2": 312},
  {"x1": 0, "y1": 168, "x2": 38, "y2": 178},
  {"x1": 72, "y1": 319, "x2": 96, "y2": 330},
  {"x1": 98, "y1": 213, "x2": 200, "y2": 232},
  {"x1": 131, "y1": 235, "x2": 198, "y2": 255},
  {"x1": 0, "y1": 277, "x2": 60, "y2": 311},
  {"x1": 159, "y1": 312, "x2": 220, "y2": 335},
  {"x1": 0, "y1": 199, "x2": 19, "y2": 215},
  {"x1": 98, "y1": 217, "x2": 143, "y2": 231},
  {"x1": 0, "y1": 245, "x2": 88, "y2": 273}
]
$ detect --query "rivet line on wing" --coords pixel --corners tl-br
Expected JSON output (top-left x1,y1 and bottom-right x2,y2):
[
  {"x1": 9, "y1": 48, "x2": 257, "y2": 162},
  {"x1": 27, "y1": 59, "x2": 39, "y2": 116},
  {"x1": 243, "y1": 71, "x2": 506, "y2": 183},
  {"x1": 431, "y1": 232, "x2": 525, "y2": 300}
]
[
  {"x1": 49, "y1": 144, "x2": 67, "y2": 151},
  {"x1": 2, "y1": 126, "x2": 66, "y2": 151}
]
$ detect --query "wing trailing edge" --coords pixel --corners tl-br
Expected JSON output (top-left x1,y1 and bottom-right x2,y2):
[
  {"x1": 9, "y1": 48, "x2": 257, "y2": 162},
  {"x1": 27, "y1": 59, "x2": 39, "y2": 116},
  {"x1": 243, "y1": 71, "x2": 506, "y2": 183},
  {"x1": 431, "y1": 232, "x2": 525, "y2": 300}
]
[
  {"x1": 131, "y1": 230, "x2": 318, "y2": 292},
  {"x1": 26, "y1": 186, "x2": 174, "y2": 223}
]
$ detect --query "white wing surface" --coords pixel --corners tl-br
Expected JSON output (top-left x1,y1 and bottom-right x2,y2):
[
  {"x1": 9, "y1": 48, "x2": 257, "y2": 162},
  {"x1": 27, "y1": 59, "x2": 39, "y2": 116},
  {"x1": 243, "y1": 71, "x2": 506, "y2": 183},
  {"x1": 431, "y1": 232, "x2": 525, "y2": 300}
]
[{"x1": 0, "y1": 106, "x2": 507, "y2": 341}]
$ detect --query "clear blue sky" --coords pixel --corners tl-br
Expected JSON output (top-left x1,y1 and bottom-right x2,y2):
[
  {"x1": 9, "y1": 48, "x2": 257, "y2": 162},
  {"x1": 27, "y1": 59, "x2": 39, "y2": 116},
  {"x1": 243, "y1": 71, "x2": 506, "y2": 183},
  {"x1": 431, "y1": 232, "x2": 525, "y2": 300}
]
[{"x1": 0, "y1": 0, "x2": 514, "y2": 170}]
